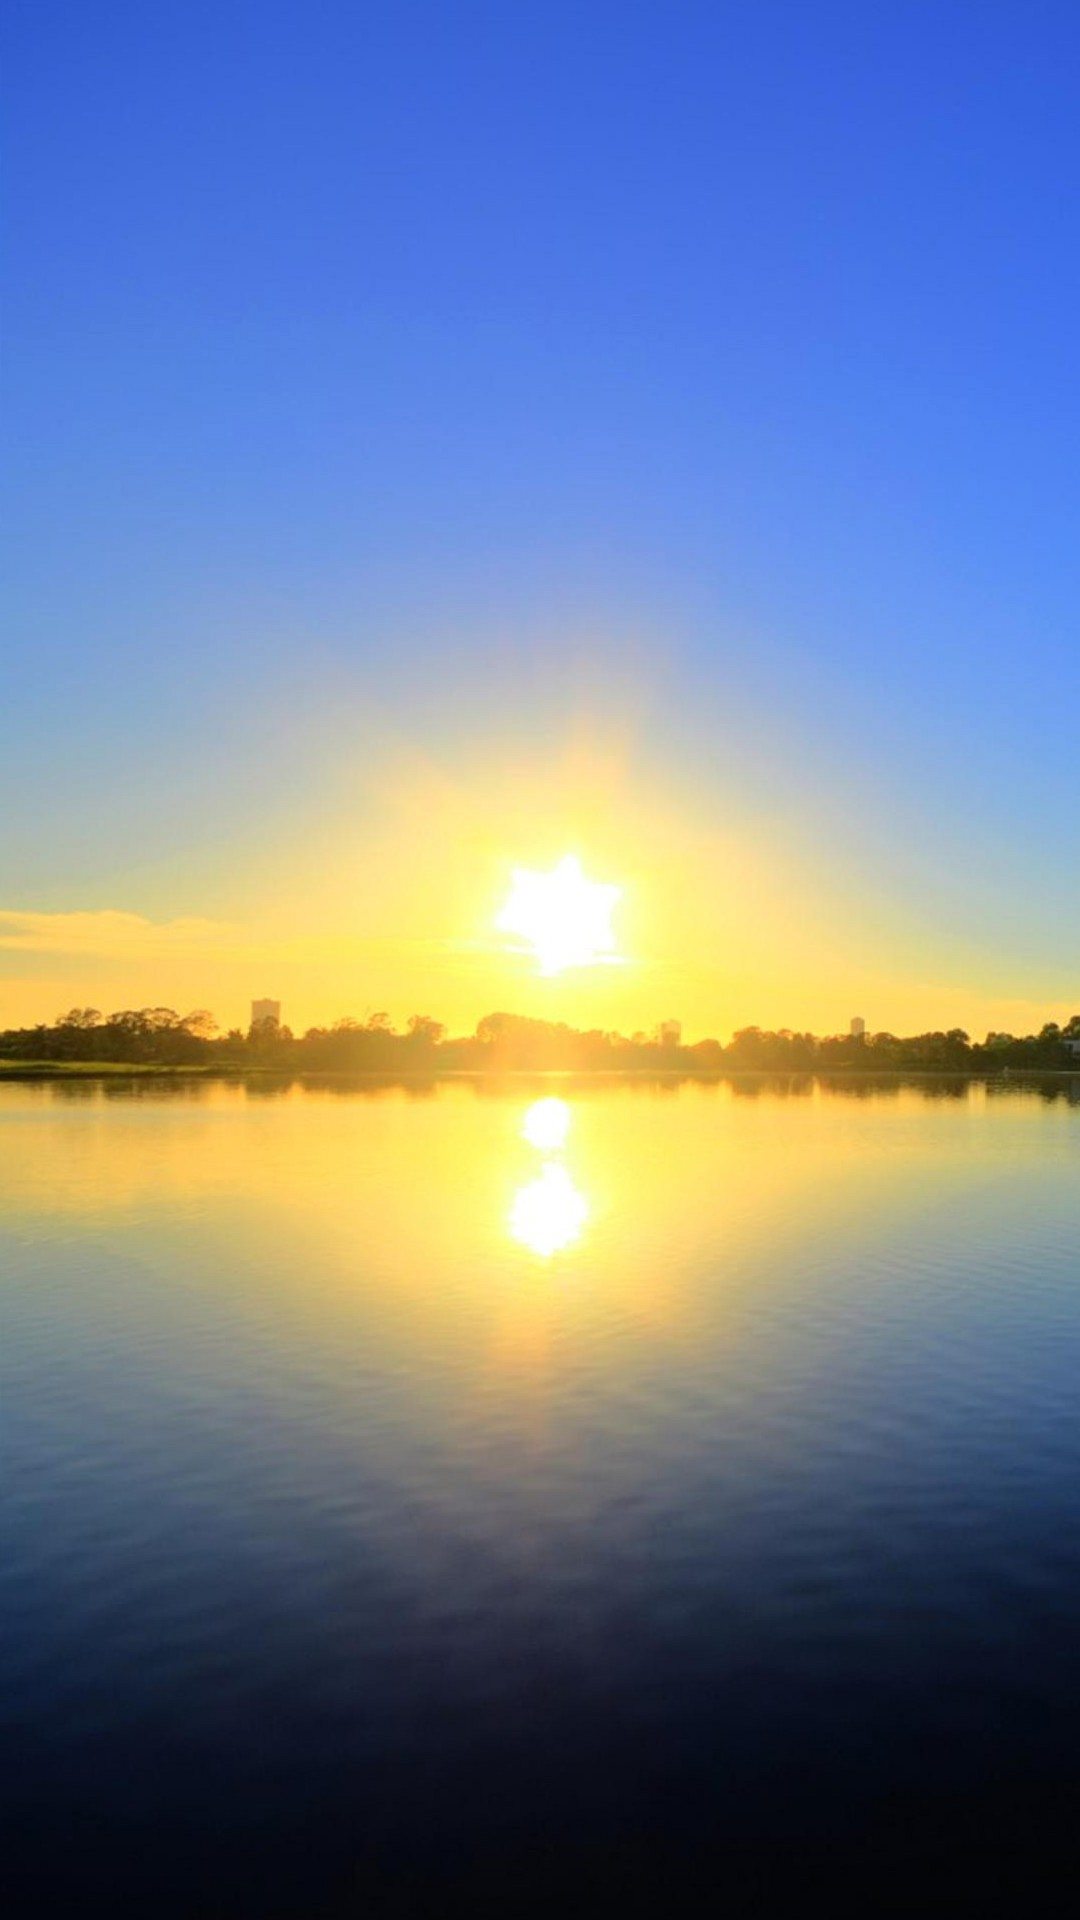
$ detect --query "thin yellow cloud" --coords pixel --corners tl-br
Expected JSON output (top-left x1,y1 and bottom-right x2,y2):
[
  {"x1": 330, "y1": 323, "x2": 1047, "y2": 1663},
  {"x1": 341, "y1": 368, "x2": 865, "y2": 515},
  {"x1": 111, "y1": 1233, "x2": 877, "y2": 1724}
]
[
  {"x1": 0, "y1": 908, "x2": 464, "y2": 968},
  {"x1": 0, "y1": 909, "x2": 239, "y2": 959}
]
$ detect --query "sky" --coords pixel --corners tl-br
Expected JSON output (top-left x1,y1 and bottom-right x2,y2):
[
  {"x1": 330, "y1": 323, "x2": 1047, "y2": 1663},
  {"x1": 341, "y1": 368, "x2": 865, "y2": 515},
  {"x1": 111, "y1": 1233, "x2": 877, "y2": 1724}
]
[{"x1": 4, "y1": 0, "x2": 1079, "y2": 1039}]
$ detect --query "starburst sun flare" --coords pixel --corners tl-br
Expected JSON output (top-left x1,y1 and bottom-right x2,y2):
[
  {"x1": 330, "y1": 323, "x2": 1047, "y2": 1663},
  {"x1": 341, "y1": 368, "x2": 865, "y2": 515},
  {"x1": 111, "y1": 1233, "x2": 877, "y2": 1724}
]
[{"x1": 496, "y1": 856, "x2": 622, "y2": 976}]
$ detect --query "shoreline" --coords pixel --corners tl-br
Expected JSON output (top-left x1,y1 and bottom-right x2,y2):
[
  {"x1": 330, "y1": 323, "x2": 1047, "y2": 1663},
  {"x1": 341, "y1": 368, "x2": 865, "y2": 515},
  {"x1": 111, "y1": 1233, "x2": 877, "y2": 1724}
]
[{"x1": 2, "y1": 1061, "x2": 1079, "y2": 1085}]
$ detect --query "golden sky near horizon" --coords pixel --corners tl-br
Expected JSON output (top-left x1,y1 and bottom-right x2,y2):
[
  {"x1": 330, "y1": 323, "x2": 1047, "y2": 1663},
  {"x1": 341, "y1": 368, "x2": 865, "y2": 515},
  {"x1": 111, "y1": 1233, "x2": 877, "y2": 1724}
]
[{"x1": 0, "y1": 730, "x2": 1073, "y2": 1041}]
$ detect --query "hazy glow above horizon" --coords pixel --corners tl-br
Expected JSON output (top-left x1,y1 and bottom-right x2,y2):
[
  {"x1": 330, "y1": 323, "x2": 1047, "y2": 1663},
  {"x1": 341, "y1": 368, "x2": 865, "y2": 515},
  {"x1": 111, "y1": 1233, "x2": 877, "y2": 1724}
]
[{"x1": 496, "y1": 856, "x2": 622, "y2": 976}]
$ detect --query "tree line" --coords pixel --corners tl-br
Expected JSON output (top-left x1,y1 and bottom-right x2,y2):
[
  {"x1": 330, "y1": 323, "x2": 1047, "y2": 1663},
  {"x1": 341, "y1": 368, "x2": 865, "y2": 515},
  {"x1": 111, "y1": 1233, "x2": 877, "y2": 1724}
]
[{"x1": 2, "y1": 1006, "x2": 1080, "y2": 1073}]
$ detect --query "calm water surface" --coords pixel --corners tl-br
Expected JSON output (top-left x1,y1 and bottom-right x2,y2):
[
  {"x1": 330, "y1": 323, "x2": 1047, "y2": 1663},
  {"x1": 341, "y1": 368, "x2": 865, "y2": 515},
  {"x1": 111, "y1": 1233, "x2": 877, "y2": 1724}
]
[{"x1": 4, "y1": 1076, "x2": 1080, "y2": 1907}]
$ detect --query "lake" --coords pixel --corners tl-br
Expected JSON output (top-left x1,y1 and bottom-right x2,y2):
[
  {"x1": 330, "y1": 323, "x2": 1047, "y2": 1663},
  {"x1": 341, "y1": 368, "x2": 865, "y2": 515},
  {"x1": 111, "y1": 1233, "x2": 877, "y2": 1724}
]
[{"x1": 3, "y1": 1075, "x2": 1080, "y2": 1908}]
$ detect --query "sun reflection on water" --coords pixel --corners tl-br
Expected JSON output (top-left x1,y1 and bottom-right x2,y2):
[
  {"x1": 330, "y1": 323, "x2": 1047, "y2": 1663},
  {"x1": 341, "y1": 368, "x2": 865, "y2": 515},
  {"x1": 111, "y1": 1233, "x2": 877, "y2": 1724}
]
[
  {"x1": 521, "y1": 1096, "x2": 571, "y2": 1151},
  {"x1": 509, "y1": 1160, "x2": 589, "y2": 1257},
  {"x1": 510, "y1": 1097, "x2": 588, "y2": 1255}
]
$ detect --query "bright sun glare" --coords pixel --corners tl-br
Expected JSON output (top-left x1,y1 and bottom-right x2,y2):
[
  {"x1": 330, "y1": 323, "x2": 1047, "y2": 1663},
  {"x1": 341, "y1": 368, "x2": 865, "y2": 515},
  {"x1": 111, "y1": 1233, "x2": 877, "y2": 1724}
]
[
  {"x1": 496, "y1": 855, "x2": 622, "y2": 975},
  {"x1": 511, "y1": 1098, "x2": 585, "y2": 1255},
  {"x1": 509, "y1": 1162, "x2": 588, "y2": 1257},
  {"x1": 521, "y1": 1096, "x2": 572, "y2": 1151}
]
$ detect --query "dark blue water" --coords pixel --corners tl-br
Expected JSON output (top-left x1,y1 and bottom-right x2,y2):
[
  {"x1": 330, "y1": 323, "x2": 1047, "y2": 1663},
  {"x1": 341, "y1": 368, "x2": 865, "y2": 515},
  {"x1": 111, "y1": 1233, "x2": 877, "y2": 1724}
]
[{"x1": 3, "y1": 1076, "x2": 1080, "y2": 1907}]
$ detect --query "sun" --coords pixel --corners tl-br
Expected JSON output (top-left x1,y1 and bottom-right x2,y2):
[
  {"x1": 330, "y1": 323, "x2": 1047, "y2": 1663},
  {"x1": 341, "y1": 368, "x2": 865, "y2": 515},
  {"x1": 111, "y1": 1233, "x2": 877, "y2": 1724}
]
[{"x1": 496, "y1": 856, "x2": 622, "y2": 975}]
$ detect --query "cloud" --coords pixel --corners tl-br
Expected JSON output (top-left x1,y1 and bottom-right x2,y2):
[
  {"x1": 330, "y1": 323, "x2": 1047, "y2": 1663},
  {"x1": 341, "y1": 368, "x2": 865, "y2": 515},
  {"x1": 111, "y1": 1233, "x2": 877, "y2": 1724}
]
[
  {"x1": 0, "y1": 908, "x2": 460, "y2": 967},
  {"x1": 0, "y1": 909, "x2": 240, "y2": 960}
]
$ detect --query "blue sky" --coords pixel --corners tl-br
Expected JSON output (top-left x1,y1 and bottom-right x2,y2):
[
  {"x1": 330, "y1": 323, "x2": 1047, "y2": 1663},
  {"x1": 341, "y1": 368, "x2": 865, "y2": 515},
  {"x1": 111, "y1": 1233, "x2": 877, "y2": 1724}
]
[{"x1": 3, "y1": 1, "x2": 1079, "y2": 1032}]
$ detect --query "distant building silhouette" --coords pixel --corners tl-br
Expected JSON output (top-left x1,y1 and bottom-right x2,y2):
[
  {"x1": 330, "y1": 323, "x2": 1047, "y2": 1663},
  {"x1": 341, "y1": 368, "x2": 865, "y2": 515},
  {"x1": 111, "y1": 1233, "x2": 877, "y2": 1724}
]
[
  {"x1": 850, "y1": 1016, "x2": 866, "y2": 1039},
  {"x1": 659, "y1": 1019, "x2": 682, "y2": 1048},
  {"x1": 251, "y1": 998, "x2": 281, "y2": 1029}
]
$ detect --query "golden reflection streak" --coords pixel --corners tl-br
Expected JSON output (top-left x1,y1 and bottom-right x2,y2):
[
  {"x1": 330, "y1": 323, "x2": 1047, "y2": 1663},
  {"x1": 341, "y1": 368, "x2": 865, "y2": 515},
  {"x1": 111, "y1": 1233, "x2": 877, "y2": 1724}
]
[{"x1": 0, "y1": 1078, "x2": 969, "y2": 1381}]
